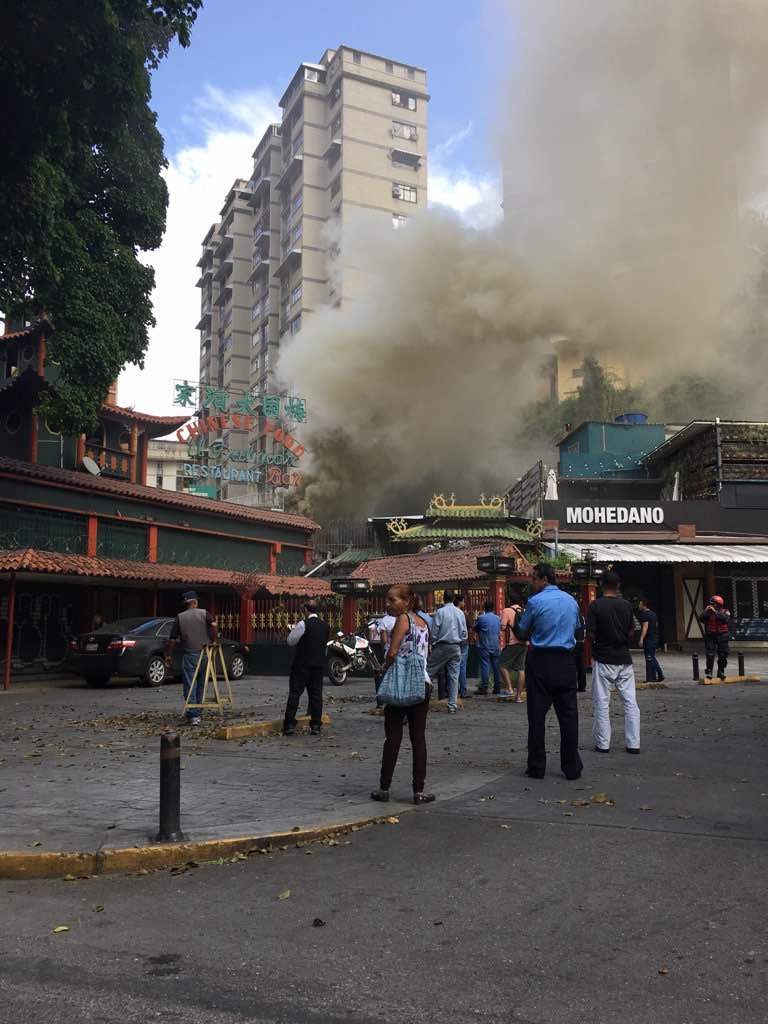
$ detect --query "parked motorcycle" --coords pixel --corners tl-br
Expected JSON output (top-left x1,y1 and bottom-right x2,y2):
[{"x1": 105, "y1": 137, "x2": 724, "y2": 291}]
[{"x1": 326, "y1": 622, "x2": 382, "y2": 685}]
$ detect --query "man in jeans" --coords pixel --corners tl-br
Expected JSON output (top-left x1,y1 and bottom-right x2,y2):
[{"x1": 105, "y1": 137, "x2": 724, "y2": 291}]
[
  {"x1": 166, "y1": 590, "x2": 216, "y2": 726},
  {"x1": 637, "y1": 598, "x2": 664, "y2": 682},
  {"x1": 427, "y1": 589, "x2": 468, "y2": 714},
  {"x1": 587, "y1": 571, "x2": 641, "y2": 754},
  {"x1": 474, "y1": 600, "x2": 504, "y2": 695}
]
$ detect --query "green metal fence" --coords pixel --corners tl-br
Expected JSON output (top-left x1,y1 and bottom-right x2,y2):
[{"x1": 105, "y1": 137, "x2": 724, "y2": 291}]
[{"x1": 0, "y1": 506, "x2": 87, "y2": 554}]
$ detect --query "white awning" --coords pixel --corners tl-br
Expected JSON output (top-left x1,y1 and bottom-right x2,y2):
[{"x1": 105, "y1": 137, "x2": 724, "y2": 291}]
[{"x1": 549, "y1": 543, "x2": 768, "y2": 564}]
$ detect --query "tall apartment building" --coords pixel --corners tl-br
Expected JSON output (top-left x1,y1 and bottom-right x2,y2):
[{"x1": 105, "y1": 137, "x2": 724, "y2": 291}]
[{"x1": 195, "y1": 45, "x2": 429, "y2": 504}]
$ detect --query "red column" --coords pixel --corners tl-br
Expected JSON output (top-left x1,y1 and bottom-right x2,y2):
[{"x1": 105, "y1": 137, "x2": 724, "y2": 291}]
[
  {"x1": 151, "y1": 586, "x2": 159, "y2": 616},
  {"x1": 147, "y1": 525, "x2": 158, "y2": 563},
  {"x1": 86, "y1": 516, "x2": 98, "y2": 557},
  {"x1": 76, "y1": 434, "x2": 86, "y2": 466},
  {"x1": 269, "y1": 543, "x2": 281, "y2": 575},
  {"x1": 29, "y1": 414, "x2": 39, "y2": 463},
  {"x1": 303, "y1": 547, "x2": 313, "y2": 565},
  {"x1": 3, "y1": 573, "x2": 16, "y2": 690},
  {"x1": 425, "y1": 591, "x2": 435, "y2": 613},
  {"x1": 239, "y1": 596, "x2": 254, "y2": 644},
  {"x1": 138, "y1": 433, "x2": 149, "y2": 485},
  {"x1": 492, "y1": 577, "x2": 505, "y2": 615},
  {"x1": 342, "y1": 595, "x2": 356, "y2": 634}
]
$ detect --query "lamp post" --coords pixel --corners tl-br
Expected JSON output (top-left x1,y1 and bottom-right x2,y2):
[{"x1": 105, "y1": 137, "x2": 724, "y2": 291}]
[
  {"x1": 476, "y1": 551, "x2": 519, "y2": 614},
  {"x1": 570, "y1": 550, "x2": 607, "y2": 670}
]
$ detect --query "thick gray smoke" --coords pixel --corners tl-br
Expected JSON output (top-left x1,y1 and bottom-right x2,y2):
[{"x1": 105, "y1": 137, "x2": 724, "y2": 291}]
[{"x1": 278, "y1": 0, "x2": 768, "y2": 518}]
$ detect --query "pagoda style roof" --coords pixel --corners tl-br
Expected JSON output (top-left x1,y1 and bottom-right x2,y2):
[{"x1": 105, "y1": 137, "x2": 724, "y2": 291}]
[
  {"x1": 390, "y1": 523, "x2": 533, "y2": 543},
  {"x1": 99, "y1": 402, "x2": 189, "y2": 437},
  {"x1": 386, "y1": 493, "x2": 535, "y2": 544}
]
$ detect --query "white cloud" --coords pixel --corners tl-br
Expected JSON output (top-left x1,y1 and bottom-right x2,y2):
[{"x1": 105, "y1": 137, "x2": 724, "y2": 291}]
[
  {"x1": 118, "y1": 86, "x2": 280, "y2": 417},
  {"x1": 428, "y1": 166, "x2": 503, "y2": 229}
]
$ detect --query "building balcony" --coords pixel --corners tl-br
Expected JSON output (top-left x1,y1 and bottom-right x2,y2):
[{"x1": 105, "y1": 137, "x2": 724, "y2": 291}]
[
  {"x1": 274, "y1": 247, "x2": 302, "y2": 279},
  {"x1": 84, "y1": 444, "x2": 132, "y2": 481},
  {"x1": 196, "y1": 245, "x2": 215, "y2": 269},
  {"x1": 247, "y1": 256, "x2": 271, "y2": 284},
  {"x1": 214, "y1": 257, "x2": 233, "y2": 283},
  {"x1": 195, "y1": 306, "x2": 212, "y2": 330},
  {"x1": 253, "y1": 227, "x2": 271, "y2": 256},
  {"x1": 213, "y1": 284, "x2": 232, "y2": 307},
  {"x1": 275, "y1": 154, "x2": 303, "y2": 193},
  {"x1": 216, "y1": 234, "x2": 234, "y2": 259},
  {"x1": 247, "y1": 173, "x2": 271, "y2": 206},
  {"x1": 195, "y1": 267, "x2": 212, "y2": 288}
]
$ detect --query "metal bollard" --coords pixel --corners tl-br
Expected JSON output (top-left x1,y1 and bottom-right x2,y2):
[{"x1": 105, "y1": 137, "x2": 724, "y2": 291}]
[
  {"x1": 692, "y1": 653, "x2": 700, "y2": 681},
  {"x1": 155, "y1": 731, "x2": 185, "y2": 843},
  {"x1": 738, "y1": 652, "x2": 745, "y2": 677}
]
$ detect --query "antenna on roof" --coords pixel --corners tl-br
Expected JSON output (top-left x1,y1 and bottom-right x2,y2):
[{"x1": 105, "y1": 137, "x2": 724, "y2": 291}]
[{"x1": 81, "y1": 456, "x2": 101, "y2": 476}]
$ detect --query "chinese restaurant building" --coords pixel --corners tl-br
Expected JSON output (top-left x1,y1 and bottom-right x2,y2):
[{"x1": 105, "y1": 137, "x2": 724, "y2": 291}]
[{"x1": 0, "y1": 321, "x2": 329, "y2": 684}]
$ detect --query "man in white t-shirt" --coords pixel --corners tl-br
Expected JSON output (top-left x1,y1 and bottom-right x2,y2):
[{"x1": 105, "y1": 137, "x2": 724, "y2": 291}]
[{"x1": 378, "y1": 613, "x2": 397, "y2": 655}]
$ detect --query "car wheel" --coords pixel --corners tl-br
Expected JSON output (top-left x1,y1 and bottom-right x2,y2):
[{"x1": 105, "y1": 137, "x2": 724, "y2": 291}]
[
  {"x1": 327, "y1": 655, "x2": 348, "y2": 685},
  {"x1": 85, "y1": 674, "x2": 110, "y2": 688},
  {"x1": 229, "y1": 653, "x2": 246, "y2": 680},
  {"x1": 144, "y1": 656, "x2": 167, "y2": 687}
]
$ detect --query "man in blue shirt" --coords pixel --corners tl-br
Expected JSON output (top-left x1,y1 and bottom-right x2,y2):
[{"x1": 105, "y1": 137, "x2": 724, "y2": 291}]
[
  {"x1": 473, "y1": 600, "x2": 504, "y2": 696},
  {"x1": 427, "y1": 589, "x2": 468, "y2": 713},
  {"x1": 514, "y1": 563, "x2": 583, "y2": 780}
]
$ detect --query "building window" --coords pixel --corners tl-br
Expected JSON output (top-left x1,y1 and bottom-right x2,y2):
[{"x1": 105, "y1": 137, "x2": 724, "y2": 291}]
[
  {"x1": 407, "y1": 67, "x2": 415, "y2": 80},
  {"x1": 330, "y1": 173, "x2": 341, "y2": 197},
  {"x1": 392, "y1": 182, "x2": 417, "y2": 203},
  {"x1": 292, "y1": 191, "x2": 303, "y2": 213},
  {"x1": 292, "y1": 221, "x2": 303, "y2": 243},
  {"x1": 330, "y1": 82, "x2": 341, "y2": 106},
  {"x1": 304, "y1": 67, "x2": 319, "y2": 82},
  {"x1": 281, "y1": 298, "x2": 289, "y2": 321},
  {"x1": 292, "y1": 133, "x2": 303, "y2": 156},
  {"x1": 155, "y1": 470, "x2": 163, "y2": 488},
  {"x1": 571, "y1": 367, "x2": 584, "y2": 378},
  {"x1": 251, "y1": 301, "x2": 261, "y2": 320},
  {"x1": 352, "y1": 50, "x2": 361, "y2": 64},
  {"x1": 392, "y1": 91, "x2": 416, "y2": 111},
  {"x1": 291, "y1": 284, "x2": 302, "y2": 305},
  {"x1": 392, "y1": 213, "x2": 407, "y2": 229},
  {"x1": 385, "y1": 61, "x2": 393, "y2": 73},
  {"x1": 290, "y1": 315, "x2": 302, "y2": 335},
  {"x1": 392, "y1": 120, "x2": 418, "y2": 141}
]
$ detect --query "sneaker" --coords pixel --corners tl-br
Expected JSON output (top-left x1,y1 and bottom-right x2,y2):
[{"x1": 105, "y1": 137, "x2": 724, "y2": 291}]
[
  {"x1": 594, "y1": 746, "x2": 610, "y2": 754},
  {"x1": 283, "y1": 726, "x2": 296, "y2": 736},
  {"x1": 447, "y1": 707, "x2": 457, "y2": 714},
  {"x1": 188, "y1": 716, "x2": 201, "y2": 727},
  {"x1": 626, "y1": 747, "x2": 640, "y2": 754},
  {"x1": 705, "y1": 673, "x2": 713, "y2": 680},
  {"x1": 718, "y1": 674, "x2": 726, "y2": 681},
  {"x1": 370, "y1": 789, "x2": 390, "y2": 802},
  {"x1": 309, "y1": 725, "x2": 322, "y2": 736},
  {"x1": 475, "y1": 688, "x2": 488, "y2": 696}
]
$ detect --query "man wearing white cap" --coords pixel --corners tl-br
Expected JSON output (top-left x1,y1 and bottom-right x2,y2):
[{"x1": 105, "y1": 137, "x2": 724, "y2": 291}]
[{"x1": 167, "y1": 591, "x2": 217, "y2": 726}]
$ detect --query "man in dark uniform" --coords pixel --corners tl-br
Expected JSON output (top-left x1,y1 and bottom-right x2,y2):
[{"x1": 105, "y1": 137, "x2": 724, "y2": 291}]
[
  {"x1": 699, "y1": 595, "x2": 731, "y2": 681},
  {"x1": 514, "y1": 563, "x2": 582, "y2": 780},
  {"x1": 283, "y1": 602, "x2": 330, "y2": 736}
]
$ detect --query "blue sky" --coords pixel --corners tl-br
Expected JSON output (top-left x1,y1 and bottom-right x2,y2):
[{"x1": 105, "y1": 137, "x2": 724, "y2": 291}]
[{"x1": 119, "y1": 0, "x2": 509, "y2": 414}]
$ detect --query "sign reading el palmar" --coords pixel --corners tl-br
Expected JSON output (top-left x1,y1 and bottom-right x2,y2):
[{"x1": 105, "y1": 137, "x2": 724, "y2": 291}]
[{"x1": 173, "y1": 381, "x2": 307, "y2": 423}]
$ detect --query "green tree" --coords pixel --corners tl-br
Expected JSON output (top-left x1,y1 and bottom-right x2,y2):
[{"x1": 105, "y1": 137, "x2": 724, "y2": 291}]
[{"x1": 0, "y1": 0, "x2": 202, "y2": 432}]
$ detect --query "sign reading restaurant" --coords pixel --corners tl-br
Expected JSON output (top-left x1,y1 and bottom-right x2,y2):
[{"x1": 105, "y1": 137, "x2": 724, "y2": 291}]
[{"x1": 565, "y1": 505, "x2": 665, "y2": 525}]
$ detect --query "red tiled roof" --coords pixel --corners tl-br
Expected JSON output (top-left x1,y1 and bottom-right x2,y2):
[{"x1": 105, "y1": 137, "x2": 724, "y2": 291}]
[
  {"x1": 99, "y1": 403, "x2": 189, "y2": 430},
  {"x1": 0, "y1": 456, "x2": 319, "y2": 532},
  {"x1": 0, "y1": 549, "x2": 330, "y2": 596},
  {"x1": 351, "y1": 544, "x2": 530, "y2": 587},
  {"x1": 1, "y1": 319, "x2": 52, "y2": 342}
]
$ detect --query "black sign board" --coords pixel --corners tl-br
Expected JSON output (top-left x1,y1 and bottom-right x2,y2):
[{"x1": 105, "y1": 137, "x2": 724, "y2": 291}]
[{"x1": 543, "y1": 500, "x2": 768, "y2": 536}]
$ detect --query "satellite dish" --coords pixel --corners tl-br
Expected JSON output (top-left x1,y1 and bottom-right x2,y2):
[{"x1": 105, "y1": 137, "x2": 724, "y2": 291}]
[{"x1": 81, "y1": 456, "x2": 101, "y2": 476}]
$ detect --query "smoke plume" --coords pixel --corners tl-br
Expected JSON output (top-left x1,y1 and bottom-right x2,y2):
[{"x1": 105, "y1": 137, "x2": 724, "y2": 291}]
[{"x1": 278, "y1": 0, "x2": 768, "y2": 519}]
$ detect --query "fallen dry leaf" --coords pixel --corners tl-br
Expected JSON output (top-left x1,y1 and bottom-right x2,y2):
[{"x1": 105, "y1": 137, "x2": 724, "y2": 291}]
[
  {"x1": 384, "y1": 816, "x2": 400, "y2": 825},
  {"x1": 572, "y1": 799, "x2": 591, "y2": 807},
  {"x1": 658, "y1": 967, "x2": 669, "y2": 975},
  {"x1": 499, "y1": 824, "x2": 511, "y2": 830},
  {"x1": 278, "y1": 889, "x2": 291, "y2": 900},
  {"x1": 93, "y1": 906, "x2": 104, "y2": 913},
  {"x1": 312, "y1": 918, "x2": 326, "y2": 927},
  {"x1": 639, "y1": 805, "x2": 654, "y2": 812},
  {"x1": 52, "y1": 926, "x2": 69, "y2": 934}
]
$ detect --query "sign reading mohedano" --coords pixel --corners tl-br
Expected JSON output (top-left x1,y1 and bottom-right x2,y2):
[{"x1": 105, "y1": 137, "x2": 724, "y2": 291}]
[{"x1": 566, "y1": 506, "x2": 665, "y2": 525}]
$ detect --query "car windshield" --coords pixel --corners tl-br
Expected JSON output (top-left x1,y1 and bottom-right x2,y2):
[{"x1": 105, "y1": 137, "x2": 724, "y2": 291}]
[{"x1": 96, "y1": 618, "x2": 167, "y2": 636}]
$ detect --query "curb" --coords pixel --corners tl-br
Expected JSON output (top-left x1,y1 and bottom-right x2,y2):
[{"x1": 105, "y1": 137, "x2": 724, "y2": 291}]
[
  {"x1": 698, "y1": 675, "x2": 762, "y2": 686},
  {"x1": 214, "y1": 713, "x2": 332, "y2": 740},
  {"x1": 0, "y1": 814, "x2": 396, "y2": 881}
]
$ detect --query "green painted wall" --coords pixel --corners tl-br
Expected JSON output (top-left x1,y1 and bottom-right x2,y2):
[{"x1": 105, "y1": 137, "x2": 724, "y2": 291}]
[
  {"x1": 157, "y1": 527, "x2": 270, "y2": 572},
  {"x1": 276, "y1": 546, "x2": 305, "y2": 575},
  {"x1": 0, "y1": 477, "x2": 312, "y2": 548}
]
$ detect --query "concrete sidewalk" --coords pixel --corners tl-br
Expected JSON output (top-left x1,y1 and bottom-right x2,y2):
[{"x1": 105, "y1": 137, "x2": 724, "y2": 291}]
[{"x1": 0, "y1": 653, "x2": 765, "y2": 872}]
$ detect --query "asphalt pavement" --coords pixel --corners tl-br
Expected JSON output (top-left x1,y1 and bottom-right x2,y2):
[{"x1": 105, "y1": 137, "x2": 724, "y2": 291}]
[{"x1": 1, "y1": 654, "x2": 766, "y2": 1023}]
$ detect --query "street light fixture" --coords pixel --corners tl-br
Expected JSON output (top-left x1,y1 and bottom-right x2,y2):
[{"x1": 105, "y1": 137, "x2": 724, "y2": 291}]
[{"x1": 330, "y1": 577, "x2": 371, "y2": 595}]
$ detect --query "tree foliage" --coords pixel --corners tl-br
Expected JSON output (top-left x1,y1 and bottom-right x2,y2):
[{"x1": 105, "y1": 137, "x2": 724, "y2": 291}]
[
  {"x1": 521, "y1": 357, "x2": 740, "y2": 443},
  {"x1": 0, "y1": 0, "x2": 202, "y2": 432}
]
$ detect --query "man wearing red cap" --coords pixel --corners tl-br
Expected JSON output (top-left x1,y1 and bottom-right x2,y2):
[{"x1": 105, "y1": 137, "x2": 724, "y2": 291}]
[{"x1": 699, "y1": 595, "x2": 731, "y2": 681}]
